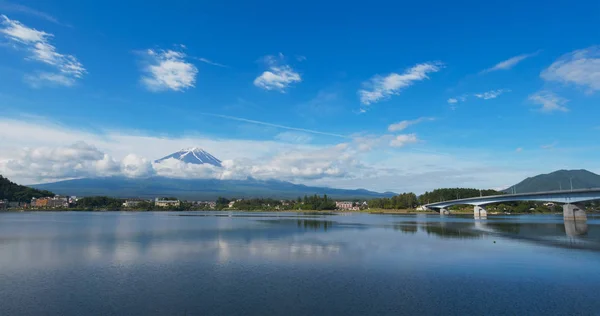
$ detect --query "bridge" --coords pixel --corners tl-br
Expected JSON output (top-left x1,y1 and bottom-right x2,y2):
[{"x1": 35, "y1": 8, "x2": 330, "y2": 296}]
[{"x1": 424, "y1": 188, "x2": 600, "y2": 220}]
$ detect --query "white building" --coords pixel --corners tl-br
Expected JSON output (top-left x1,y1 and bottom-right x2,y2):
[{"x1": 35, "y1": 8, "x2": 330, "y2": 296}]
[
  {"x1": 123, "y1": 200, "x2": 144, "y2": 207},
  {"x1": 155, "y1": 198, "x2": 180, "y2": 208}
]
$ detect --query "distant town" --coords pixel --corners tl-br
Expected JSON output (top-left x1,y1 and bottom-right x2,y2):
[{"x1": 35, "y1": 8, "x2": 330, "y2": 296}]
[{"x1": 0, "y1": 195, "x2": 372, "y2": 212}]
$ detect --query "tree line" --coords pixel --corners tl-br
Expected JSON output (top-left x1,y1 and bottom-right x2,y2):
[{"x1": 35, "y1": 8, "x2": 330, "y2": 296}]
[
  {"x1": 217, "y1": 194, "x2": 337, "y2": 211},
  {"x1": 368, "y1": 188, "x2": 503, "y2": 210},
  {"x1": 0, "y1": 175, "x2": 54, "y2": 202}
]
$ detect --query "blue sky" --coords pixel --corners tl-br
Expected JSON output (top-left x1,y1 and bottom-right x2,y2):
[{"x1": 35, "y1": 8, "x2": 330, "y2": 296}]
[{"x1": 0, "y1": 0, "x2": 599, "y2": 193}]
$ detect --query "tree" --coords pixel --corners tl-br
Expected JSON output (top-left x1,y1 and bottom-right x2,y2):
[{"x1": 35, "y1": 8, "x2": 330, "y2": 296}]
[{"x1": 0, "y1": 175, "x2": 54, "y2": 202}]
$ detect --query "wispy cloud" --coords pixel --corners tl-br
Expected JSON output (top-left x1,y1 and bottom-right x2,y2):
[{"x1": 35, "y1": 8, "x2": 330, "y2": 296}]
[
  {"x1": 529, "y1": 90, "x2": 569, "y2": 113},
  {"x1": 541, "y1": 46, "x2": 600, "y2": 92},
  {"x1": 359, "y1": 62, "x2": 443, "y2": 106},
  {"x1": 0, "y1": 2, "x2": 68, "y2": 26},
  {"x1": 197, "y1": 112, "x2": 349, "y2": 138},
  {"x1": 388, "y1": 117, "x2": 435, "y2": 132},
  {"x1": 194, "y1": 57, "x2": 228, "y2": 68},
  {"x1": 0, "y1": 15, "x2": 85, "y2": 86},
  {"x1": 447, "y1": 90, "x2": 507, "y2": 104},
  {"x1": 541, "y1": 142, "x2": 557, "y2": 149},
  {"x1": 515, "y1": 147, "x2": 523, "y2": 153},
  {"x1": 389, "y1": 134, "x2": 418, "y2": 147},
  {"x1": 274, "y1": 131, "x2": 313, "y2": 144},
  {"x1": 474, "y1": 89, "x2": 510, "y2": 100},
  {"x1": 254, "y1": 53, "x2": 301, "y2": 92},
  {"x1": 481, "y1": 51, "x2": 540, "y2": 73},
  {"x1": 140, "y1": 48, "x2": 198, "y2": 92}
]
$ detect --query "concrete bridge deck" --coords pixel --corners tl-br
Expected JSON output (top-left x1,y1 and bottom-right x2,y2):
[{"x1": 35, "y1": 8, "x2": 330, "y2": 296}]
[{"x1": 424, "y1": 188, "x2": 600, "y2": 220}]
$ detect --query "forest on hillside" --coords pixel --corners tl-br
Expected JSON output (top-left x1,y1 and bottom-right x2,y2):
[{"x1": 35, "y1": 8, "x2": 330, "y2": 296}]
[{"x1": 0, "y1": 175, "x2": 55, "y2": 201}]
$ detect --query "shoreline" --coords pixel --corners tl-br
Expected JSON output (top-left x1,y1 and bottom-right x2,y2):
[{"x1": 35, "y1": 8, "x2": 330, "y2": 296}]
[{"x1": 0, "y1": 208, "x2": 568, "y2": 215}]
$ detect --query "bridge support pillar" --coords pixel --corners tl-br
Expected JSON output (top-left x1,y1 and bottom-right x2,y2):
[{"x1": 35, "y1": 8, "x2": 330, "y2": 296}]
[
  {"x1": 563, "y1": 204, "x2": 586, "y2": 221},
  {"x1": 440, "y1": 208, "x2": 450, "y2": 215},
  {"x1": 474, "y1": 205, "x2": 487, "y2": 218}
]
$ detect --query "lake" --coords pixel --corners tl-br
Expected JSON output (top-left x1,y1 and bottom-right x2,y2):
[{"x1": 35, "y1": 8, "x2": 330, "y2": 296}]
[{"x1": 1, "y1": 211, "x2": 599, "y2": 315}]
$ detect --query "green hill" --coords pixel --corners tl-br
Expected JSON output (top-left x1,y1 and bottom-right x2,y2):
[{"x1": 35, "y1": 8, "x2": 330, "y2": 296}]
[
  {"x1": 0, "y1": 175, "x2": 55, "y2": 202},
  {"x1": 505, "y1": 169, "x2": 600, "y2": 193}
]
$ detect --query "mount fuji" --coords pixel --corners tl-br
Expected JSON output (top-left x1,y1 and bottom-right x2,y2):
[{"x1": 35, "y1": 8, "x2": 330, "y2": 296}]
[
  {"x1": 155, "y1": 148, "x2": 222, "y2": 167},
  {"x1": 31, "y1": 147, "x2": 397, "y2": 199}
]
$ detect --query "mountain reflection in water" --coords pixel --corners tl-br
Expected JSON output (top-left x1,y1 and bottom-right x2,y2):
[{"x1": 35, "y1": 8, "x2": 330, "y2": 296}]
[{"x1": 1, "y1": 212, "x2": 600, "y2": 315}]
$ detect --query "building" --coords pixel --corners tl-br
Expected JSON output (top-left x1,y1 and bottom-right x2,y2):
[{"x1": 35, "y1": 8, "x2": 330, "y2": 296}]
[
  {"x1": 48, "y1": 196, "x2": 69, "y2": 208},
  {"x1": 123, "y1": 200, "x2": 144, "y2": 208},
  {"x1": 33, "y1": 197, "x2": 50, "y2": 208},
  {"x1": 0, "y1": 199, "x2": 7, "y2": 210},
  {"x1": 8, "y1": 201, "x2": 24, "y2": 209},
  {"x1": 336, "y1": 201, "x2": 354, "y2": 210},
  {"x1": 155, "y1": 198, "x2": 180, "y2": 208}
]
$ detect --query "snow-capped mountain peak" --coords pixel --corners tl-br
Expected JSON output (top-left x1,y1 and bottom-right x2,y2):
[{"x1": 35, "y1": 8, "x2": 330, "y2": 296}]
[{"x1": 155, "y1": 147, "x2": 222, "y2": 167}]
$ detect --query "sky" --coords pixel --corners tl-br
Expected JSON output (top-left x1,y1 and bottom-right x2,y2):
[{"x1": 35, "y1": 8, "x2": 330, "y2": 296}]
[{"x1": 0, "y1": 0, "x2": 599, "y2": 193}]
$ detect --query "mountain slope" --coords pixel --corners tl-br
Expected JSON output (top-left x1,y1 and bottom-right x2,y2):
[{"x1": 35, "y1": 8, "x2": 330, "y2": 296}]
[
  {"x1": 0, "y1": 175, "x2": 54, "y2": 201},
  {"x1": 504, "y1": 169, "x2": 600, "y2": 193},
  {"x1": 155, "y1": 148, "x2": 222, "y2": 167},
  {"x1": 31, "y1": 177, "x2": 396, "y2": 200}
]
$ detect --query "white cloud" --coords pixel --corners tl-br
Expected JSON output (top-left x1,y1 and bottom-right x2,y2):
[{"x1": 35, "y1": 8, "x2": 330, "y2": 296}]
[
  {"x1": 389, "y1": 134, "x2": 418, "y2": 147},
  {"x1": 153, "y1": 158, "x2": 223, "y2": 179},
  {"x1": 0, "y1": 142, "x2": 121, "y2": 182},
  {"x1": 274, "y1": 131, "x2": 313, "y2": 144},
  {"x1": 352, "y1": 134, "x2": 393, "y2": 152},
  {"x1": 447, "y1": 98, "x2": 458, "y2": 104},
  {"x1": 515, "y1": 147, "x2": 523, "y2": 153},
  {"x1": 481, "y1": 51, "x2": 539, "y2": 73},
  {"x1": 388, "y1": 117, "x2": 434, "y2": 132},
  {"x1": 0, "y1": 15, "x2": 85, "y2": 86},
  {"x1": 25, "y1": 72, "x2": 75, "y2": 87},
  {"x1": 540, "y1": 46, "x2": 600, "y2": 92},
  {"x1": 0, "y1": 2, "x2": 64, "y2": 26},
  {"x1": 0, "y1": 116, "x2": 589, "y2": 193},
  {"x1": 359, "y1": 62, "x2": 443, "y2": 105},
  {"x1": 140, "y1": 48, "x2": 198, "y2": 92},
  {"x1": 474, "y1": 89, "x2": 510, "y2": 100},
  {"x1": 528, "y1": 90, "x2": 568, "y2": 112},
  {"x1": 121, "y1": 154, "x2": 154, "y2": 178},
  {"x1": 254, "y1": 54, "x2": 301, "y2": 92}
]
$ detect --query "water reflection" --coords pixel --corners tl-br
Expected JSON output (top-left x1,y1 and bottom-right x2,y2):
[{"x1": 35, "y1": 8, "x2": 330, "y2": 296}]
[
  {"x1": 392, "y1": 222, "x2": 481, "y2": 239},
  {"x1": 297, "y1": 219, "x2": 333, "y2": 231},
  {"x1": 564, "y1": 220, "x2": 588, "y2": 236},
  {"x1": 392, "y1": 224, "x2": 417, "y2": 234},
  {"x1": 389, "y1": 217, "x2": 600, "y2": 250}
]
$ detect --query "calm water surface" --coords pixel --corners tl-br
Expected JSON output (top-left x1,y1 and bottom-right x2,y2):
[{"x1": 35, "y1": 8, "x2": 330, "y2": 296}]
[{"x1": 1, "y1": 211, "x2": 600, "y2": 315}]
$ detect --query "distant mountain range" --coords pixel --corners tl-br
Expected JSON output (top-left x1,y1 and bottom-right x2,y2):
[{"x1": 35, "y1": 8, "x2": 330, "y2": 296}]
[
  {"x1": 27, "y1": 147, "x2": 391, "y2": 200},
  {"x1": 504, "y1": 169, "x2": 600, "y2": 193},
  {"x1": 155, "y1": 147, "x2": 222, "y2": 167},
  {"x1": 31, "y1": 176, "x2": 396, "y2": 200},
  {"x1": 25, "y1": 146, "x2": 600, "y2": 200}
]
